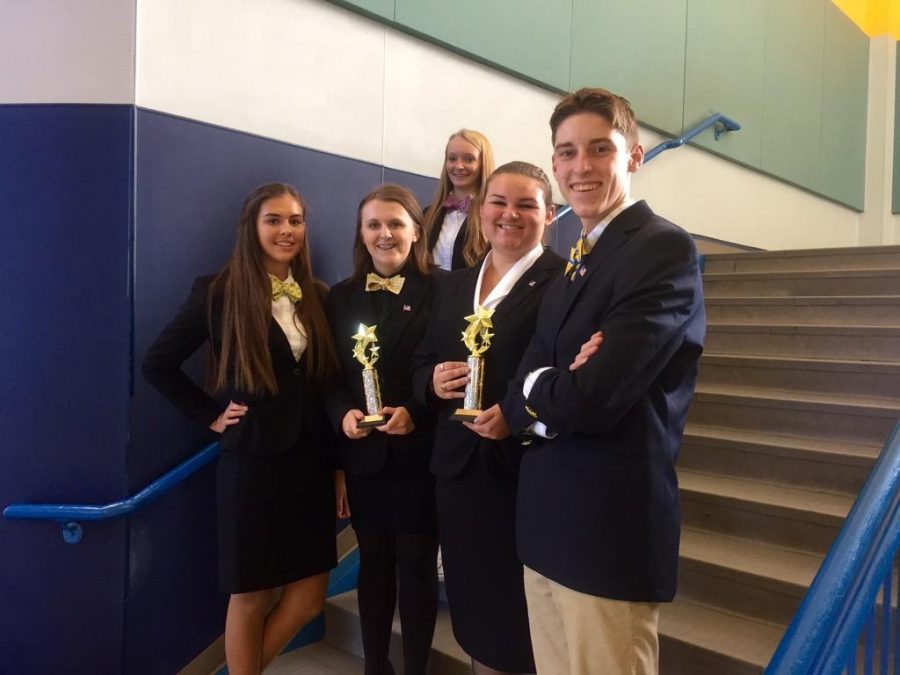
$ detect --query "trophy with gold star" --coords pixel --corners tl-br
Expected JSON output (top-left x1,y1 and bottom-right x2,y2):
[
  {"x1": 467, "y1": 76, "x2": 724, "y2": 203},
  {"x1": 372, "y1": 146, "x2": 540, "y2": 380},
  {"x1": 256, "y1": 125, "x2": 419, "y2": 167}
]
[
  {"x1": 451, "y1": 305, "x2": 494, "y2": 422},
  {"x1": 352, "y1": 323, "x2": 386, "y2": 428}
]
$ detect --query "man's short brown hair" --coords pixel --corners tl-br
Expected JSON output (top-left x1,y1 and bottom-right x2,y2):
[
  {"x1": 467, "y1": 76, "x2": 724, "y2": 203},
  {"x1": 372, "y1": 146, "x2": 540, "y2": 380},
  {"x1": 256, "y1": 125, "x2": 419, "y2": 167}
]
[{"x1": 550, "y1": 87, "x2": 639, "y2": 148}]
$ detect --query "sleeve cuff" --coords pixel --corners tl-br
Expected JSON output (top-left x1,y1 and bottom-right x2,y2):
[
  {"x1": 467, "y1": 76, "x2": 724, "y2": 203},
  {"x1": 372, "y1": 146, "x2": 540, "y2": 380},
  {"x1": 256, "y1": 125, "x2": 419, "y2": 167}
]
[
  {"x1": 523, "y1": 366, "x2": 554, "y2": 398},
  {"x1": 527, "y1": 421, "x2": 557, "y2": 439}
]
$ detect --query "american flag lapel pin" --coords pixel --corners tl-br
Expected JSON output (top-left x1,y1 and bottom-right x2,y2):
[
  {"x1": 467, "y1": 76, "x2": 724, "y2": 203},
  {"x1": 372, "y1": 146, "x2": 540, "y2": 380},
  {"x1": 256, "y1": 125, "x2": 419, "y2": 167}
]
[
  {"x1": 579, "y1": 267, "x2": 587, "y2": 277},
  {"x1": 528, "y1": 280, "x2": 536, "y2": 287},
  {"x1": 403, "y1": 304, "x2": 411, "y2": 312}
]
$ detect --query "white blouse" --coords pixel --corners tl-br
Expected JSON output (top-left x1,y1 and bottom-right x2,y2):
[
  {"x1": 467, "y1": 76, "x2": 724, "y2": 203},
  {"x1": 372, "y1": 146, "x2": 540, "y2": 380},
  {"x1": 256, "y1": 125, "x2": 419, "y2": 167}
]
[
  {"x1": 433, "y1": 209, "x2": 467, "y2": 270},
  {"x1": 472, "y1": 242, "x2": 545, "y2": 311},
  {"x1": 271, "y1": 272, "x2": 307, "y2": 361}
]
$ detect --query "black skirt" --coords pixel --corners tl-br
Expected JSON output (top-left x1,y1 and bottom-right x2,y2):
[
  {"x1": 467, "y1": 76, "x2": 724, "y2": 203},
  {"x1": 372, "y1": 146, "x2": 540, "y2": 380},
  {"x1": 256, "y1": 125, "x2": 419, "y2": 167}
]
[
  {"x1": 346, "y1": 450, "x2": 437, "y2": 535},
  {"x1": 216, "y1": 446, "x2": 337, "y2": 594},
  {"x1": 436, "y1": 447, "x2": 535, "y2": 672}
]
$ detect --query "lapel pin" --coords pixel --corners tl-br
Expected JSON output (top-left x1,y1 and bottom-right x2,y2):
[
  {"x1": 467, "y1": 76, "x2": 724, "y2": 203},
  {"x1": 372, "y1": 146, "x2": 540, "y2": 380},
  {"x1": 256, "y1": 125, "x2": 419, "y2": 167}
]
[
  {"x1": 528, "y1": 280, "x2": 536, "y2": 287},
  {"x1": 579, "y1": 267, "x2": 587, "y2": 277},
  {"x1": 403, "y1": 304, "x2": 411, "y2": 312}
]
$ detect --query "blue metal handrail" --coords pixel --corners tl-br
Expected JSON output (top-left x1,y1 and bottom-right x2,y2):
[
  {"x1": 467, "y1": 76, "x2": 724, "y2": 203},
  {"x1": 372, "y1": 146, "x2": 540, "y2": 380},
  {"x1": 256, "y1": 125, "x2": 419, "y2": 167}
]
[
  {"x1": 3, "y1": 441, "x2": 220, "y2": 543},
  {"x1": 765, "y1": 422, "x2": 900, "y2": 674},
  {"x1": 554, "y1": 112, "x2": 740, "y2": 222}
]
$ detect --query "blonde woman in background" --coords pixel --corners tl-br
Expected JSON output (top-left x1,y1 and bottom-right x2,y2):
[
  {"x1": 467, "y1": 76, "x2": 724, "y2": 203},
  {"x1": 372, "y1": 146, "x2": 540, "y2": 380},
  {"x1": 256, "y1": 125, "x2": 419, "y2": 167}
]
[{"x1": 423, "y1": 129, "x2": 496, "y2": 270}]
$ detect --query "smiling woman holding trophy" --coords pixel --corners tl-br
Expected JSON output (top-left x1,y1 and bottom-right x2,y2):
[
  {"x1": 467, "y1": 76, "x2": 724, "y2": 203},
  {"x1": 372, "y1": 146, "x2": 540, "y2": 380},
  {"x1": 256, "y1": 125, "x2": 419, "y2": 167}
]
[
  {"x1": 413, "y1": 162, "x2": 564, "y2": 675},
  {"x1": 326, "y1": 185, "x2": 444, "y2": 675}
]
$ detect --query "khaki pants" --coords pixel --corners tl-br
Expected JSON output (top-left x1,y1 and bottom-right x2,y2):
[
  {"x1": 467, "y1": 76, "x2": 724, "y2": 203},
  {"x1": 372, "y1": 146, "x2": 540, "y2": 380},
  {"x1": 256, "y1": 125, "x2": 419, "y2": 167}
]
[{"x1": 523, "y1": 565, "x2": 660, "y2": 675}]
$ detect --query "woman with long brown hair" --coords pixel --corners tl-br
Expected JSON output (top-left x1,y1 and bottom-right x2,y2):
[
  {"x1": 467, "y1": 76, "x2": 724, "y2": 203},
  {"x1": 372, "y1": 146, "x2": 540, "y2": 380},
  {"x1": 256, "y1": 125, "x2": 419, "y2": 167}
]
[
  {"x1": 423, "y1": 129, "x2": 495, "y2": 270},
  {"x1": 143, "y1": 182, "x2": 340, "y2": 675},
  {"x1": 326, "y1": 185, "x2": 443, "y2": 675}
]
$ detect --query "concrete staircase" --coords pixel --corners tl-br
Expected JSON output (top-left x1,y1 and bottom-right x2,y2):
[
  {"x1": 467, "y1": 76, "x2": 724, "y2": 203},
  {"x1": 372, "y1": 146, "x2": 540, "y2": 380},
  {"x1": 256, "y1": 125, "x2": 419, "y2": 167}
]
[{"x1": 661, "y1": 245, "x2": 900, "y2": 675}]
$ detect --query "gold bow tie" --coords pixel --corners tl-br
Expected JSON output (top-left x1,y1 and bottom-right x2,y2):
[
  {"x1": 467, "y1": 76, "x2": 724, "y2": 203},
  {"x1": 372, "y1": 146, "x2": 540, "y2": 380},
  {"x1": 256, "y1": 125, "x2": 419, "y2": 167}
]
[
  {"x1": 270, "y1": 275, "x2": 302, "y2": 303},
  {"x1": 564, "y1": 233, "x2": 592, "y2": 280},
  {"x1": 365, "y1": 272, "x2": 405, "y2": 295}
]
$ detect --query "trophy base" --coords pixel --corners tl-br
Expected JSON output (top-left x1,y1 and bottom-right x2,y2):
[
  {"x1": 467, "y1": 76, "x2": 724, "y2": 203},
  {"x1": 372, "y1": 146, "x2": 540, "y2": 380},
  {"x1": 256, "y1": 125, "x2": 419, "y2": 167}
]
[
  {"x1": 450, "y1": 409, "x2": 482, "y2": 422},
  {"x1": 357, "y1": 414, "x2": 387, "y2": 429}
]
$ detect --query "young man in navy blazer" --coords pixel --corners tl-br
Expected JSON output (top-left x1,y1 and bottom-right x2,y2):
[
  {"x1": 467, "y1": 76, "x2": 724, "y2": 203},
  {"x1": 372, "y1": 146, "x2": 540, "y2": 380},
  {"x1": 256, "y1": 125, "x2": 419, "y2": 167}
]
[{"x1": 501, "y1": 88, "x2": 706, "y2": 674}]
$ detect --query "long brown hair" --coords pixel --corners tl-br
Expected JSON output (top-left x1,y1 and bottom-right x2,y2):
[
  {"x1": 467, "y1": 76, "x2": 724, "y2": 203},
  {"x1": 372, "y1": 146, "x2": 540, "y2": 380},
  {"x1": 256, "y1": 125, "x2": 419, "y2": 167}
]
[
  {"x1": 423, "y1": 129, "x2": 495, "y2": 267},
  {"x1": 350, "y1": 184, "x2": 430, "y2": 283},
  {"x1": 209, "y1": 182, "x2": 337, "y2": 394}
]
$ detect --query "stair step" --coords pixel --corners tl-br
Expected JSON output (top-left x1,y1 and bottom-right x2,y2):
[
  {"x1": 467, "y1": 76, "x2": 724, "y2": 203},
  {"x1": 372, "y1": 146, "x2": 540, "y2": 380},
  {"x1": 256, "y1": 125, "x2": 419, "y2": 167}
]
[
  {"x1": 678, "y1": 528, "x2": 820, "y2": 625},
  {"x1": 659, "y1": 599, "x2": 783, "y2": 675},
  {"x1": 267, "y1": 640, "x2": 363, "y2": 674},
  {"x1": 705, "y1": 323, "x2": 900, "y2": 361},
  {"x1": 699, "y1": 353, "x2": 900, "y2": 400},
  {"x1": 704, "y1": 295, "x2": 900, "y2": 326},
  {"x1": 679, "y1": 469, "x2": 852, "y2": 553},
  {"x1": 703, "y1": 245, "x2": 900, "y2": 274},
  {"x1": 325, "y1": 590, "x2": 468, "y2": 675},
  {"x1": 680, "y1": 424, "x2": 878, "y2": 493},
  {"x1": 703, "y1": 268, "x2": 900, "y2": 298},
  {"x1": 688, "y1": 386, "x2": 900, "y2": 447}
]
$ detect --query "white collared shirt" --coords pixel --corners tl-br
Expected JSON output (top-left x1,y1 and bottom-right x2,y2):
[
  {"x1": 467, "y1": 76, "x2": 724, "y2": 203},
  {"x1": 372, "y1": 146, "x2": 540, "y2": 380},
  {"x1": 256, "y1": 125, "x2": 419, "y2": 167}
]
[
  {"x1": 433, "y1": 210, "x2": 467, "y2": 271},
  {"x1": 271, "y1": 272, "x2": 307, "y2": 361},
  {"x1": 472, "y1": 242, "x2": 545, "y2": 312},
  {"x1": 581, "y1": 197, "x2": 635, "y2": 251}
]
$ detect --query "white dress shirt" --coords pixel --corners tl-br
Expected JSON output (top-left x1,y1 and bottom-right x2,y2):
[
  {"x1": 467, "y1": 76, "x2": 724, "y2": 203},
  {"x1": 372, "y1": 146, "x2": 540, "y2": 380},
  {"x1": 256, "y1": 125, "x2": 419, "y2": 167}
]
[
  {"x1": 271, "y1": 271, "x2": 307, "y2": 361},
  {"x1": 433, "y1": 209, "x2": 467, "y2": 271},
  {"x1": 473, "y1": 242, "x2": 545, "y2": 312}
]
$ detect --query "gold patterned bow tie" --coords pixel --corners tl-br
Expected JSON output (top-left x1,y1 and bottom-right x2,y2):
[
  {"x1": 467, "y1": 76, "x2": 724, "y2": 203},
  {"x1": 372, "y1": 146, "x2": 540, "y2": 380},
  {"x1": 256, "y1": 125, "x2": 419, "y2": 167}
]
[
  {"x1": 365, "y1": 272, "x2": 405, "y2": 295},
  {"x1": 564, "y1": 233, "x2": 592, "y2": 280},
  {"x1": 270, "y1": 275, "x2": 302, "y2": 303}
]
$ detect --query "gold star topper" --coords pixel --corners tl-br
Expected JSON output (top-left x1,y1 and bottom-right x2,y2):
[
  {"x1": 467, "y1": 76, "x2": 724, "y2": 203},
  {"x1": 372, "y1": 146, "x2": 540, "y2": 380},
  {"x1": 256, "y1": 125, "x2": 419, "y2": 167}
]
[
  {"x1": 461, "y1": 305, "x2": 495, "y2": 356},
  {"x1": 352, "y1": 323, "x2": 380, "y2": 368}
]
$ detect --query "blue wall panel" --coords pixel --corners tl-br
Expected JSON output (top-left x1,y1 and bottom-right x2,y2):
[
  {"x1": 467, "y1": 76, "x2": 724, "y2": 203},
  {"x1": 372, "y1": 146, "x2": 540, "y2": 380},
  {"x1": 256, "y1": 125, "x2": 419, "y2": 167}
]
[
  {"x1": 0, "y1": 104, "x2": 133, "y2": 673},
  {"x1": 0, "y1": 104, "x2": 454, "y2": 673}
]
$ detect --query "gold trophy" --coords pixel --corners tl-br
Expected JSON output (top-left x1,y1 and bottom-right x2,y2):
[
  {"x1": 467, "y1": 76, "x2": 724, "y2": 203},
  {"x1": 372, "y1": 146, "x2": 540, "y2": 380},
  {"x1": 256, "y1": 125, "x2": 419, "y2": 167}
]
[
  {"x1": 352, "y1": 323, "x2": 386, "y2": 428},
  {"x1": 451, "y1": 305, "x2": 495, "y2": 422}
]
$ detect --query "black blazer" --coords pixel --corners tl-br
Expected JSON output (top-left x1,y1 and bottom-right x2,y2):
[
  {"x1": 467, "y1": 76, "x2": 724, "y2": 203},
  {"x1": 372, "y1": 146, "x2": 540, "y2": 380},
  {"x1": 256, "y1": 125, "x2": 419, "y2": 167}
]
[
  {"x1": 325, "y1": 267, "x2": 443, "y2": 474},
  {"x1": 502, "y1": 201, "x2": 706, "y2": 602},
  {"x1": 426, "y1": 206, "x2": 469, "y2": 271},
  {"x1": 142, "y1": 275, "x2": 335, "y2": 460},
  {"x1": 413, "y1": 249, "x2": 565, "y2": 478}
]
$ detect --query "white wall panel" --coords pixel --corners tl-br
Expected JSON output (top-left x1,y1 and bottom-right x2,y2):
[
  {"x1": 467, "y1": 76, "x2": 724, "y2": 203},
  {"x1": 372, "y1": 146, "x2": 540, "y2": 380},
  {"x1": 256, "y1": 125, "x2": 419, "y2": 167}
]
[
  {"x1": 382, "y1": 29, "x2": 561, "y2": 192},
  {"x1": 136, "y1": 0, "x2": 386, "y2": 164},
  {"x1": 0, "y1": 0, "x2": 135, "y2": 103},
  {"x1": 635, "y1": 128, "x2": 859, "y2": 250}
]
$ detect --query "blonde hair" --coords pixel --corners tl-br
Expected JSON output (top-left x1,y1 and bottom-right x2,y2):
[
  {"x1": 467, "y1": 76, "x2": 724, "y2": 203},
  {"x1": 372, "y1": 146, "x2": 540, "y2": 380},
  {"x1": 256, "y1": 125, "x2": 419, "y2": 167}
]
[{"x1": 424, "y1": 129, "x2": 496, "y2": 267}]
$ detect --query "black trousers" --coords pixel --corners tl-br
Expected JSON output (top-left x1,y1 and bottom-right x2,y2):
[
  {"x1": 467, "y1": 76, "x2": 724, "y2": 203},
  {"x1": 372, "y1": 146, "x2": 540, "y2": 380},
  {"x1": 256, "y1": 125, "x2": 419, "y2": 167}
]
[{"x1": 356, "y1": 529, "x2": 440, "y2": 675}]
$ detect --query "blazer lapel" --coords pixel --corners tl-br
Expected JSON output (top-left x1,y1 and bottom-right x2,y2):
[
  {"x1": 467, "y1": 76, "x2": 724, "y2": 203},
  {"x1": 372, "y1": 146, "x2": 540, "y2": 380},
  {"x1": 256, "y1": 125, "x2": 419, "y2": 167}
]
[
  {"x1": 491, "y1": 249, "x2": 559, "y2": 325},
  {"x1": 268, "y1": 316, "x2": 298, "y2": 366},
  {"x1": 379, "y1": 272, "x2": 430, "y2": 372},
  {"x1": 551, "y1": 202, "x2": 650, "y2": 341}
]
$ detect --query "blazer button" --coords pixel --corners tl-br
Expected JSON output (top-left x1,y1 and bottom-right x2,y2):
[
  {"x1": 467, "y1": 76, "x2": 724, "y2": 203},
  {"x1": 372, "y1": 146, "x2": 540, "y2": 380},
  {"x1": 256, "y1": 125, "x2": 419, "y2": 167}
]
[{"x1": 292, "y1": 368, "x2": 302, "y2": 376}]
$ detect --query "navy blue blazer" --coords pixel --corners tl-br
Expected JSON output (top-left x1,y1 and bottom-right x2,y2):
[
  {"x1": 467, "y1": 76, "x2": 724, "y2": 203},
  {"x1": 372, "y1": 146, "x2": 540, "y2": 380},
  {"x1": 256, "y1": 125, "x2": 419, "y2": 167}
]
[
  {"x1": 413, "y1": 248, "x2": 565, "y2": 478},
  {"x1": 502, "y1": 201, "x2": 706, "y2": 602},
  {"x1": 325, "y1": 266, "x2": 442, "y2": 474}
]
